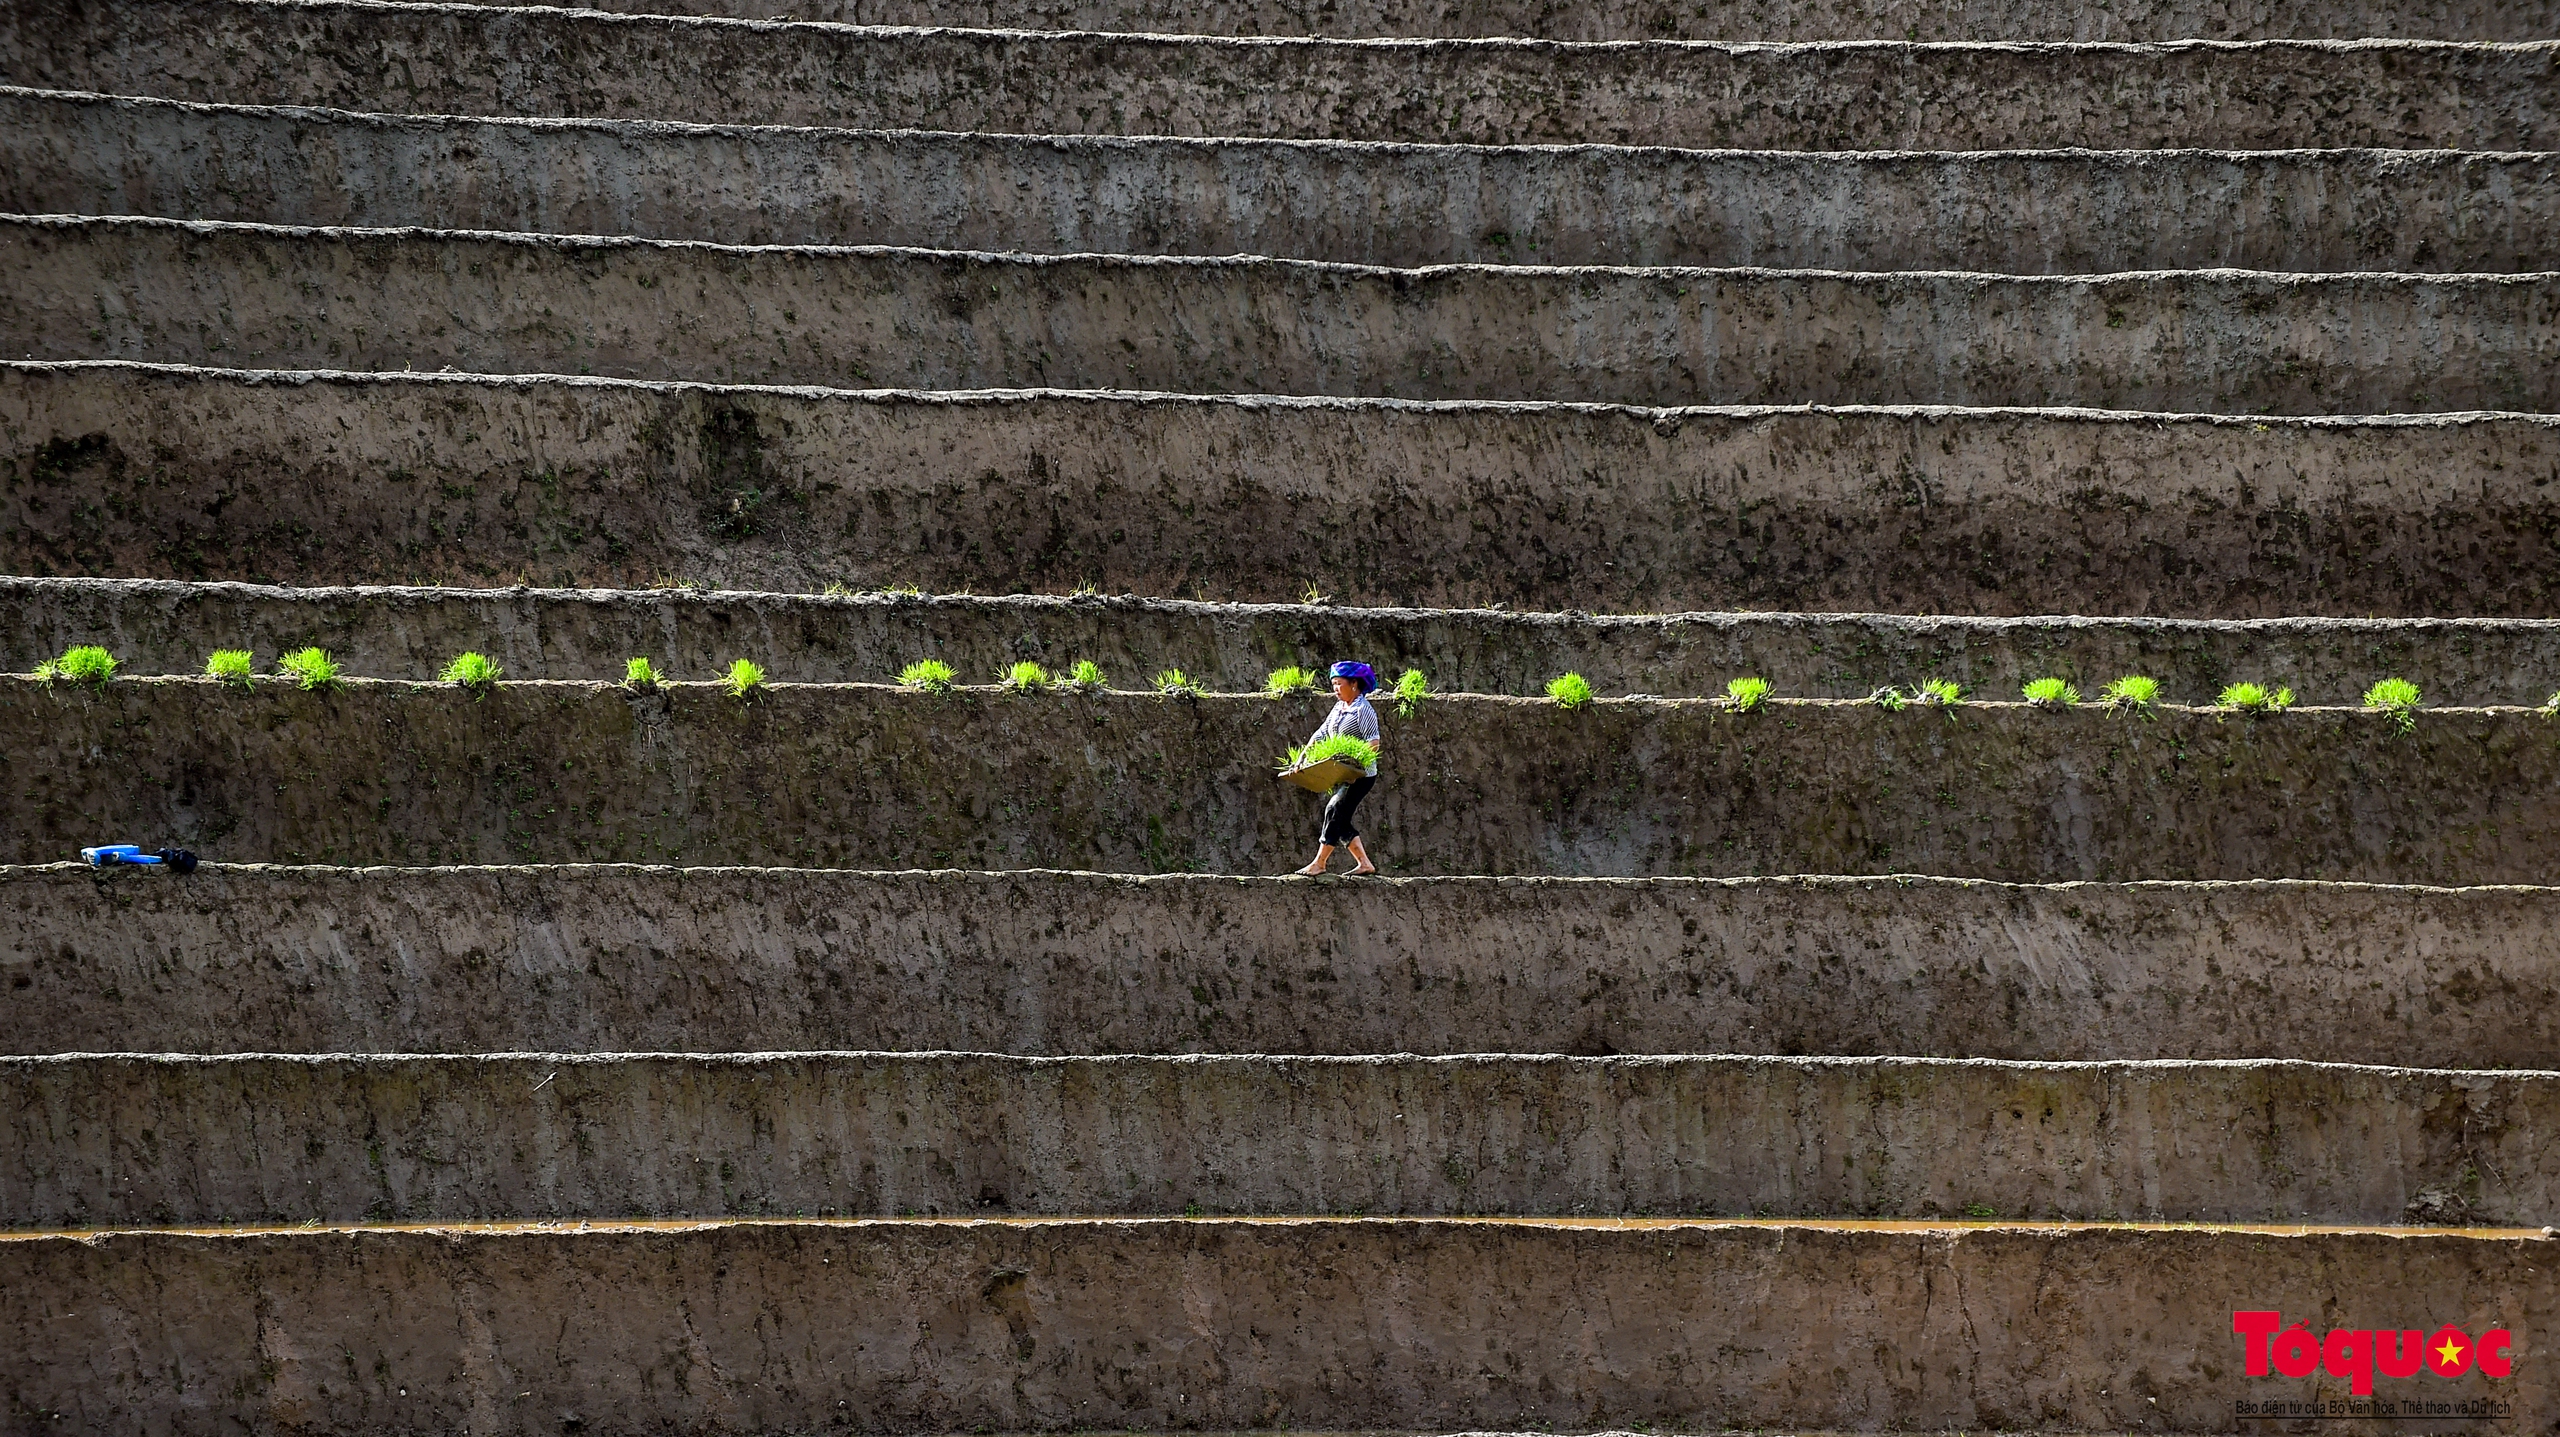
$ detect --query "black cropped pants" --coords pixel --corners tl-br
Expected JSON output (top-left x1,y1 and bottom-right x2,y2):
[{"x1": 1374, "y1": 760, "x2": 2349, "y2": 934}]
[{"x1": 1319, "y1": 775, "x2": 1377, "y2": 845}]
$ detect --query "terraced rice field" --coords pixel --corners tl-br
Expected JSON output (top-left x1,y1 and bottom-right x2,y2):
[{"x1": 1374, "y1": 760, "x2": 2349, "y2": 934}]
[{"x1": 1, "y1": 0, "x2": 2554, "y2": 1429}]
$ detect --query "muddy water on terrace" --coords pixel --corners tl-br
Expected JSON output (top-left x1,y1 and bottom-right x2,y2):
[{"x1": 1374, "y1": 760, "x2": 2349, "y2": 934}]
[{"x1": 2, "y1": 1215, "x2": 2546, "y2": 1241}]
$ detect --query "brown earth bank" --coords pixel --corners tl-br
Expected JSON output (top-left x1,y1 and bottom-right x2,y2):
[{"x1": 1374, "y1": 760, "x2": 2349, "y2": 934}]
[
  {"x1": 17, "y1": 578, "x2": 2560, "y2": 705},
  {"x1": 8, "y1": 2, "x2": 2555, "y2": 150},
  {"x1": 1, "y1": 1221, "x2": 2548, "y2": 1432},
  {"x1": 6, "y1": 1051, "x2": 2550, "y2": 1226},
  {"x1": 428, "y1": 0, "x2": 2560, "y2": 41},
  {"x1": 10, "y1": 366, "x2": 2560, "y2": 617},
  {"x1": 14, "y1": 88, "x2": 2560, "y2": 275},
  {"x1": 11, "y1": 217, "x2": 2557, "y2": 413},
  {"x1": 7, "y1": 866, "x2": 2555, "y2": 1064},
  {"x1": 3, "y1": 681, "x2": 2558, "y2": 881}
]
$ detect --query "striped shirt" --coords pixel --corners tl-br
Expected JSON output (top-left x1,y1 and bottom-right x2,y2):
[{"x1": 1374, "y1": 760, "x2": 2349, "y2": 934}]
[{"x1": 1306, "y1": 696, "x2": 1382, "y2": 776}]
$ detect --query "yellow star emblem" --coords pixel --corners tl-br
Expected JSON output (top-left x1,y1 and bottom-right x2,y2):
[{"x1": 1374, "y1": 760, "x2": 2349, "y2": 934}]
[{"x1": 2436, "y1": 1337, "x2": 2466, "y2": 1366}]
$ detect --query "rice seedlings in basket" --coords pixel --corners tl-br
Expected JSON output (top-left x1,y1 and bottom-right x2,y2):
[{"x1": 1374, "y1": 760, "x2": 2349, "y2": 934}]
[
  {"x1": 1265, "y1": 665, "x2": 1320, "y2": 696},
  {"x1": 439, "y1": 651, "x2": 503, "y2": 693},
  {"x1": 899, "y1": 659, "x2": 956, "y2": 693},
  {"x1": 1546, "y1": 672, "x2": 1594, "y2": 710},
  {"x1": 2218, "y1": 682, "x2": 2293, "y2": 713},
  {"x1": 1068, "y1": 659, "x2": 1107, "y2": 691},
  {"x1": 277, "y1": 647, "x2": 343, "y2": 692},
  {"x1": 2362, "y1": 677, "x2": 2421, "y2": 732},
  {"x1": 1280, "y1": 733, "x2": 1379, "y2": 773},
  {"x1": 1155, "y1": 668, "x2": 1197, "y2": 697},
  {"x1": 38, "y1": 644, "x2": 118, "y2": 687},
  {"x1": 1725, "y1": 676, "x2": 1771, "y2": 712},
  {"x1": 1392, "y1": 668, "x2": 1431, "y2": 718},
  {"x1": 723, "y1": 658, "x2": 767, "y2": 698},
  {"x1": 1005, "y1": 660, "x2": 1052, "y2": 692},
  {"x1": 624, "y1": 657, "x2": 664, "y2": 691},
  {"x1": 2021, "y1": 677, "x2": 2080, "y2": 709},
  {"x1": 206, "y1": 649, "x2": 256, "y2": 687},
  {"x1": 2099, "y1": 675, "x2": 2158, "y2": 712}
]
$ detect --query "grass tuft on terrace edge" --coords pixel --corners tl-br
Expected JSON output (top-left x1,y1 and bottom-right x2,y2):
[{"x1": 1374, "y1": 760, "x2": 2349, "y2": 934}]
[
  {"x1": 37, "y1": 644, "x2": 119, "y2": 687},
  {"x1": 2100, "y1": 675, "x2": 2159, "y2": 712},
  {"x1": 899, "y1": 659, "x2": 956, "y2": 693},
  {"x1": 1392, "y1": 668, "x2": 1431, "y2": 718},
  {"x1": 439, "y1": 651, "x2": 503, "y2": 692},
  {"x1": 1265, "y1": 666, "x2": 1320, "y2": 696},
  {"x1": 2021, "y1": 677, "x2": 2080, "y2": 708},
  {"x1": 277, "y1": 647, "x2": 342, "y2": 692},
  {"x1": 1726, "y1": 676, "x2": 1771, "y2": 712},
  {"x1": 206, "y1": 649, "x2": 256, "y2": 687},
  {"x1": 1546, "y1": 672, "x2": 1594, "y2": 710},
  {"x1": 2363, "y1": 677, "x2": 2421, "y2": 731},
  {"x1": 2219, "y1": 681, "x2": 2293, "y2": 713},
  {"x1": 624, "y1": 656, "x2": 664, "y2": 690},
  {"x1": 1005, "y1": 660, "x2": 1052, "y2": 692},
  {"x1": 724, "y1": 658, "x2": 767, "y2": 698}
]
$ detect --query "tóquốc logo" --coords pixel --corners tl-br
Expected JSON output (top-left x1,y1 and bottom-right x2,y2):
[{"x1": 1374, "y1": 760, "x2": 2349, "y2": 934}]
[{"x1": 2234, "y1": 1312, "x2": 2514, "y2": 1395}]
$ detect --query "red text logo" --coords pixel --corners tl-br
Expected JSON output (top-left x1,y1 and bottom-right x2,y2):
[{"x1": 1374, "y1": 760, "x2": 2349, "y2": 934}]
[{"x1": 2233, "y1": 1312, "x2": 2514, "y2": 1396}]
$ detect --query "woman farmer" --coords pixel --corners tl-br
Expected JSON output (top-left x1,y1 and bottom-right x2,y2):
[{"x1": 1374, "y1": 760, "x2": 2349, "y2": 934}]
[{"x1": 1293, "y1": 661, "x2": 1384, "y2": 876}]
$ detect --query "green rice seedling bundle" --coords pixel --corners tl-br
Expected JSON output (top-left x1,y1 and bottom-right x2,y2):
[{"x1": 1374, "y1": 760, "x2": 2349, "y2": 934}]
[
  {"x1": 624, "y1": 657, "x2": 664, "y2": 690},
  {"x1": 2218, "y1": 682, "x2": 2293, "y2": 712},
  {"x1": 1280, "y1": 733, "x2": 1380, "y2": 773},
  {"x1": 724, "y1": 658, "x2": 767, "y2": 697},
  {"x1": 1546, "y1": 672, "x2": 1594, "y2": 710},
  {"x1": 1069, "y1": 659, "x2": 1107, "y2": 690},
  {"x1": 1392, "y1": 668, "x2": 1430, "y2": 717},
  {"x1": 899, "y1": 659, "x2": 956, "y2": 692},
  {"x1": 277, "y1": 647, "x2": 342, "y2": 691},
  {"x1": 1725, "y1": 676, "x2": 1771, "y2": 712},
  {"x1": 1155, "y1": 668, "x2": 1197, "y2": 696},
  {"x1": 1005, "y1": 660, "x2": 1052, "y2": 692},
  {"x1": 1869, "y1": 686, "x2": 1908, "y2": 712},
  {"x1": 206, "y1": 649, "x2": 256, "y2": 687},
  {"x1": 2021, "y1": 677, "x2": 2079, "y2": 708},
  {"x1": 38, "y1": 644, "x2": 119, "y2": 686},
  {"x1": 1265, "y1": 666, "x2": 1319, "y2": 696},
  {"x1": 2362, "y1": 677, "x2": 2421, "y2": 731},
  {"x1": 1916, "y1": 677, "x2": 1962, "y2": 706},
  {"x1": 440, "y1": 652, "x2": 503, "y2": 691},
  {"x1": 2099, "y1": 675, "x2": 2158, "y2": 712}
]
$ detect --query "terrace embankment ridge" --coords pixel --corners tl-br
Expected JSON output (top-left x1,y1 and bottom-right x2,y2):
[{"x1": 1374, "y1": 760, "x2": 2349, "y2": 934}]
[
  {"x1": 3, "y1": 1221, "x2": 2550, "y2": 1432},
  {"x1": 417, "y1": 0, "x2": 2560, "y2": 41},
  {"x1": 15, "y1": 576, "x2": 2560, "y2": 703},
  {"x1": 11, "y1": 216, "x2": 2555, "y2": 412},
  {"x1": 11, "y1": 364, "x2": 2560, "y2": 614},
  {"x1": 10, "y1": 2, "x2": 2555, "y2": 148},
  {"x1": 3, "y1": 682, "x2": 2555, "y2": 878},
  {"x1": 8, "y1": 1050, "x2": 2553, "y2": 1226},
  {"x1": 11, "y1": 88, "x2": 2559, "y2": 274},
  {"x1": 9, "y1": 866, "x2": 2553, "y2": 1064}
]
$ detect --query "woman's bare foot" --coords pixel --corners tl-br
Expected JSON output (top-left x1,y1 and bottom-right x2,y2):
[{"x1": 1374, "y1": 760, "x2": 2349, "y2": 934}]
[
  {"x1": 1294, "y1": 860, "x2": 1329, "y2": 876},
  {"x1": 1351, "y1": 864, "x2": 1379, "y2": 875}
]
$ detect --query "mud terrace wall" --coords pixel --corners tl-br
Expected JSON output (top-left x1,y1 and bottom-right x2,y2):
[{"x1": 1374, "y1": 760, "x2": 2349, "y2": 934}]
[
  {"x1": 10, "y1": 866, "x2": 2557, "y2": 1065},
  {"x1": 6, "y1": 680, "x2": 2559, "y2": 879},
  {"x1": 10, "y1": 3, "x2": 2556, "y2": 150},
  {"x1": 10, "y1": 217, "x2": 2555, "y2": 412},
  {"x1": 3, "y1": 1221, "x2": 2551, "y2": 1432},
  {"x1": 13, "y1": 365, "x2": 2560, "y2": 615},
  {"x1": 8, "y1": 1051, "x2": 2554, "y2": 1226},
  {"x1": 431, "y1": 0, "x2": 2560, "y2": 41},
  {"x1": 12, "y1": 89, "x2": 2560, "y2": 275},
  {"x1": 15, "y1": 578, "x2": 2560, "y2": 704}
]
